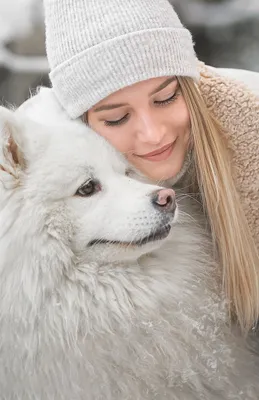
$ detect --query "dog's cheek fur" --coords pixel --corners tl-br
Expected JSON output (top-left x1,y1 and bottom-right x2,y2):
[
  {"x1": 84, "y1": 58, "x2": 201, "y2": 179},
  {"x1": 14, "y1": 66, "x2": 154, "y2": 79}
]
[{"x1": 45, "y1": 203, "x2": 76, "y2": 245}]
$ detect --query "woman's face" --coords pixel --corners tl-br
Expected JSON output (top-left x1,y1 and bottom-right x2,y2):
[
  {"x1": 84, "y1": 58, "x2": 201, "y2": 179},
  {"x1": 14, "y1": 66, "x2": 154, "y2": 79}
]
[{"x1": 87, "y1": 76, "x2": 191, "y2": 182}]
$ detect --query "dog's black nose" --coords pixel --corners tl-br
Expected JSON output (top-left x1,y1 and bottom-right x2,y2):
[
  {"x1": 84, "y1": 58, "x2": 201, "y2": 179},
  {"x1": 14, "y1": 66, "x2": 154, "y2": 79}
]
[{"x1": 151, "y1": 188, "x2": 176, "y2": 213}]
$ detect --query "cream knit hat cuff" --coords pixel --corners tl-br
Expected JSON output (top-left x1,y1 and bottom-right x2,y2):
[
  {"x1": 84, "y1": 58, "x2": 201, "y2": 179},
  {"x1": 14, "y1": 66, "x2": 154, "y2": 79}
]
[{"x1": 50, "y1": 27, "x2": 199, "y2": 119}]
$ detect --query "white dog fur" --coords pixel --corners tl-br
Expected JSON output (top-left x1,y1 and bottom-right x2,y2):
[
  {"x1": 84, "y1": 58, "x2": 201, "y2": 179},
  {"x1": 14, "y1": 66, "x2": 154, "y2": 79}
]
[{"x1": 0, "y1": 104, "x2": 258, "y2": 399}]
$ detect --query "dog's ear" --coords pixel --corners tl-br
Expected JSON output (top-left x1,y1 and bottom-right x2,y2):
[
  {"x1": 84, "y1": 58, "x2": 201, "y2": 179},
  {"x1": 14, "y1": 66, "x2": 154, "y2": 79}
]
[{"x1": 0, "y1": 106, "x2": 27, "y2": 186}]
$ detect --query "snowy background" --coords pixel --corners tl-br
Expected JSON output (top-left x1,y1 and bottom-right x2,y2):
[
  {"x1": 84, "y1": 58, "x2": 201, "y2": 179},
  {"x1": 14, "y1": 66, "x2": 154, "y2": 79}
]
[{"x1": 0, "y1": 0, "x2": 259, "y2": 107}]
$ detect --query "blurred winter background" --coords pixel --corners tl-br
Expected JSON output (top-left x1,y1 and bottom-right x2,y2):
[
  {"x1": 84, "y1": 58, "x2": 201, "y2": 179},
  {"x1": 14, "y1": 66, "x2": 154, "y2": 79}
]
[{"x1": 0, "y1": 0, "x2": 259, "y2": 107}]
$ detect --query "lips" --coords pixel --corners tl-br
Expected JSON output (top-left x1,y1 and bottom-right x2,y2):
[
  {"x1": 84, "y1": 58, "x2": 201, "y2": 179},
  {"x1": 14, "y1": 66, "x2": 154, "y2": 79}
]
[
  {"x1": 141, "y1": 143, "x2": 173, "y2": 157},
  {"x1": 136, "y1": 140, "x2": 176, "y2": 162}
]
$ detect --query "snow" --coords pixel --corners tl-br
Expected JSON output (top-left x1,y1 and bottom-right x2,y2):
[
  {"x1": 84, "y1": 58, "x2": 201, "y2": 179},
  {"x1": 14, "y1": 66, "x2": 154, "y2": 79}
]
[
  {"x1": 174, "y1": 0, "x2": 259, "y2": 28},
  {"x1": 0, "y1": 0, "x2": 42, "y2": 43},
  {"x1": 0, "y1": 46, "x2": 49, "y2": 73},
  {"x1": 0, "y1": 0, "x2": 48, "y2": 73}
]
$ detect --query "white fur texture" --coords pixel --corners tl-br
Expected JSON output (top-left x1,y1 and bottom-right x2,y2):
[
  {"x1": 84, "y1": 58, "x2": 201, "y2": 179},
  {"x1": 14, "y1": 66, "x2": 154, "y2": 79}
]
[{"x1": 0, "y1": 107, "x2": 258, "y2": 399}]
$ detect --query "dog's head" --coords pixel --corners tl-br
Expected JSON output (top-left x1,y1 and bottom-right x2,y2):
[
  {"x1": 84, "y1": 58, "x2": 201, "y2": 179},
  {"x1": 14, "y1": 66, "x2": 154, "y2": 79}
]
[{"x1": 0, "y1": 107, "x2": 177, "y2": 263}]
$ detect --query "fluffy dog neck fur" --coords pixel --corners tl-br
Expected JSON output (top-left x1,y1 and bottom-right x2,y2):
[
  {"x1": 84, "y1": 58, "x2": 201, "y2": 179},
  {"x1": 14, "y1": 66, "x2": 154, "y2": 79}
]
[{"x1": 0, "y1": 200, "x2": 258, "y2": 399}]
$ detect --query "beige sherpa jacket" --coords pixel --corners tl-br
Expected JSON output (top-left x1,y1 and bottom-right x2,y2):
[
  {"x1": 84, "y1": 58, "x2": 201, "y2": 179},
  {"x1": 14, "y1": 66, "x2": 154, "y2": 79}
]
[
  {"x1": 18, "y1": 63, "x2": 259, "y2": 251},
  {"x1": 198, "y1": 63, "x2": 259, "y2": 251}
]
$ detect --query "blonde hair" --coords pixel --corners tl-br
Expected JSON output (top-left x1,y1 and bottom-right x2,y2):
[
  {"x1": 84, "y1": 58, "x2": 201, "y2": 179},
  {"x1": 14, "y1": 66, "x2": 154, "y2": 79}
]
[{"x1": 178, "y1": 77, "x2": 259, "y2": 334}]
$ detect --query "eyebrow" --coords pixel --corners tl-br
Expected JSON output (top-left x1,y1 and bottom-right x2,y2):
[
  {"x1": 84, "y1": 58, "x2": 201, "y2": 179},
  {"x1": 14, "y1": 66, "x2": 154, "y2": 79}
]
[
  {"x1": 94, "y1": 77, "x2": 176, "y2": 113},
  {"x1": 94, "y1": 102, "x2": 128, "y2": 112},
  {"x1": 149, "y1": 76, "x2": 176, "y2": 96}
]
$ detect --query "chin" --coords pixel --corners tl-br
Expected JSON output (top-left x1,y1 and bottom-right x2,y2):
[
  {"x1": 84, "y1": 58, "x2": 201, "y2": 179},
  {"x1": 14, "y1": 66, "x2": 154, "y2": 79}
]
[
  {"x1": 143, "y1": 155, "x2": 187, "y2": 184},
  {"x1": 146, "y1": 166, "x2": 181, "y2": 183}
]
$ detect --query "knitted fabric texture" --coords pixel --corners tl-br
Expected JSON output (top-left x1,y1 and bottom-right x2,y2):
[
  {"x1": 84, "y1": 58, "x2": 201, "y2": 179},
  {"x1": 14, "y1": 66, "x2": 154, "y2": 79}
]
[{"x1": 44, "y1": 0, "x2": 198, "y2": 119}]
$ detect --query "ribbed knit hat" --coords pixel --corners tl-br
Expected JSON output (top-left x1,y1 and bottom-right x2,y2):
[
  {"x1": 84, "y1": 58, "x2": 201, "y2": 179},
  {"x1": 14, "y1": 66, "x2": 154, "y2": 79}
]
[{"x1": 44, "y1": 0, "x2": 199, "y2": 119}]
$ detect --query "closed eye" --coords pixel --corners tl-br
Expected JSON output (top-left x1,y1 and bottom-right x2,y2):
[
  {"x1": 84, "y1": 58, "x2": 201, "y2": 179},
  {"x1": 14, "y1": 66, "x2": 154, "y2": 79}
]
[
  {"x1": 104, "y1": 113, "x2": 130, "y2": 127},
  {"x1": 154, "y1": 90, "x2": 180, "y2": 106},
  {"x1": 103, "y1": 88, "x2": 180, "y2": 127}
]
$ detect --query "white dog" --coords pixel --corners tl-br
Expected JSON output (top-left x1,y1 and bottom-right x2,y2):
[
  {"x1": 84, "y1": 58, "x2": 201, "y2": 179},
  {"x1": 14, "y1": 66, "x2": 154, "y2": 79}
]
[{"x1": 0, "y1": 106, "x2": 258, "y2": 399}]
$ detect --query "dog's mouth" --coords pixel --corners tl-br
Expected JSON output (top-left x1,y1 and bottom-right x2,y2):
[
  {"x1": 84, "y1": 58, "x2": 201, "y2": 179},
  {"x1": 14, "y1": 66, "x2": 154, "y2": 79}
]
[{"x1": 88, "y1": 224, "x2": 171, "y2": 248}]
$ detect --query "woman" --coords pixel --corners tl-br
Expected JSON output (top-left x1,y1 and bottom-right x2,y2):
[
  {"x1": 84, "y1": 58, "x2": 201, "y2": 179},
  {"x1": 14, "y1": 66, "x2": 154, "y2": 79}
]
[{"x1": 22, "y1": 0, "x2": 259, "y2": 333}]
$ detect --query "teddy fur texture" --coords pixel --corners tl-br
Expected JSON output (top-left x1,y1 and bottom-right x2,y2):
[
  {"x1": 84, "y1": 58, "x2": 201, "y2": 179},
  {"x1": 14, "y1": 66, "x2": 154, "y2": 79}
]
[
  {"x1": 0, "y1": 107, "x2": 258, "y2": 399},
  {"x1": 198, "y1": 63, "x2": 259, "y2": 252}
]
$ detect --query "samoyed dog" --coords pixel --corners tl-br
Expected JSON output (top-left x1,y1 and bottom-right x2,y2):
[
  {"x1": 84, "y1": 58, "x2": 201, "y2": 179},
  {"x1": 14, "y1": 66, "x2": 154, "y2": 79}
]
[{"x1": 0, "y1": 105, "x2": 258, "y2": 399}]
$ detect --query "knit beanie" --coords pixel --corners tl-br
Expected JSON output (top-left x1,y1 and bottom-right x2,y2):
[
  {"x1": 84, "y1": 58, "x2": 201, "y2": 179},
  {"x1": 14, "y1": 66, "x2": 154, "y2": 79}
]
[{"x1": 44, "y1": 0, "x2": 199, "y2": 119}]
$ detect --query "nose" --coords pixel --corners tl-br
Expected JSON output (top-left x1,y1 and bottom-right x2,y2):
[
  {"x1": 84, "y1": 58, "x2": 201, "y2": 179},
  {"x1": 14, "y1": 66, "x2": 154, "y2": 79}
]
[
  {"x1": 151, "y1": 188, "x2": 176, "y2": 213},
  {"x1": 137, "y1": 113, "x2": 166, "y2": 145}
]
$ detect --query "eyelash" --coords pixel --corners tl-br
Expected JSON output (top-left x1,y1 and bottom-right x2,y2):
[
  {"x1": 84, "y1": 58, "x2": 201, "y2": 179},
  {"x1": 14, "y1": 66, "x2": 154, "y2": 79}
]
[
  {"x1": 104, "y1": 90, "x2": 180, "y2": 127},
  {"x1": 104, "y1": 113, "x2": 130, "y2": 126},
  {"x1": 154, "y1": 91, "x2": 180, "y2": 106}
]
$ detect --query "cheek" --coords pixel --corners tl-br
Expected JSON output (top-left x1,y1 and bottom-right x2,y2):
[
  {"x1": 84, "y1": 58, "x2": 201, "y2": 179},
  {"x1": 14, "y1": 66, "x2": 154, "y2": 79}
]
[
  {"x1": 101, "y1": 130, "x2": 132, "y2": 154},
  {"x1": 171, "y1": 96, "x2": 191, "y2": 134},
  {"x1": 87, "y1": 116, "x2": 133, "y2": 154}
]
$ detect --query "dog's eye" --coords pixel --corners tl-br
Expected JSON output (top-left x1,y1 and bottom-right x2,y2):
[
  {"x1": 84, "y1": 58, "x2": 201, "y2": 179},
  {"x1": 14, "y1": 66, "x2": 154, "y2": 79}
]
[{"x1": 75, "y1": 180, "x2": 100, "y2": 197}]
